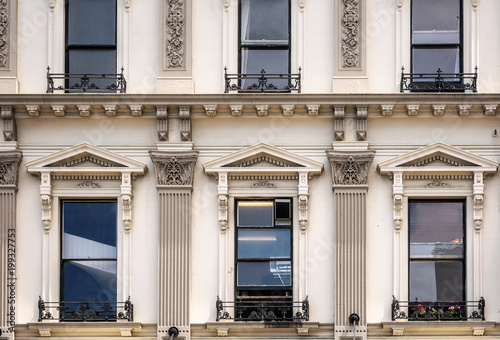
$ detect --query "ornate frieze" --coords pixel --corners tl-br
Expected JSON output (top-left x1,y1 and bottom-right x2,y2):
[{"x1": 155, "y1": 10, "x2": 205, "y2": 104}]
[
  {"x1": 425, "y1": 179, "x2": 450, "y2": 188},
  {"x1": 251, "y1": 181, "x2": 276, "y2": 188},
  {"x1": 0, "y1": 151, "x2": 21, "y2": 187},
  {"x1": 76, "y1": 180, "x2": 101, "y2": 188},
  {"x1": 1, "y1": 106, "x2": 15, "y2": 141},
  {"x1": 0, "y1": 0, "x2": 8, "y2": 68},
  {"x1": 165, "y1": 0, "x2": 185, "y2": 69},
  {"x1": 150, "y1": 151, "x2": 198, "y2": 186},
  {"x1": 341, "y1": 0, "x2": 360, "y2": 68},
  {"x1": 327, "y1": 151, "x2": 375, "y2": 186}
]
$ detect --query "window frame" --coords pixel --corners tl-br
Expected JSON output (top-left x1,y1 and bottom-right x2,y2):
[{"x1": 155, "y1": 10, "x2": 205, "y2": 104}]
[
  {"x1": 407, "y1": 199, "x2": 466, "y2": 303},
  {"x1": 234, "y1": 198, "x2": 293, "y2": 297},
  {"x1": 410, "y1": 0, "x2": 463, "y2": 75},
  {"x1": 237, "y1": 0, "x2": 291, "y2": 78}
]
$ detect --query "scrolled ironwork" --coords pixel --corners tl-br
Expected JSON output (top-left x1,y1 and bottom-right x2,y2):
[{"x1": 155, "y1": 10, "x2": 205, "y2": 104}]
[
  {"x1": 391, "y1": 296, "x2": 485, "y2": 321},
  {"x1": 46, "y1": 67, "x2": 127, "y2": 93},
  {"x1": 400, "y1": 67, "x2": 477, "y2": 93},
  {"x1": 37, "y1": 297, "x2": 133, "y2": 322},
  {"x1": 224, "y1": 67, "x2": 301, "y2": 93},
  {"x1": 215, "y1": 296, "x2": 309, "y2": 322}
]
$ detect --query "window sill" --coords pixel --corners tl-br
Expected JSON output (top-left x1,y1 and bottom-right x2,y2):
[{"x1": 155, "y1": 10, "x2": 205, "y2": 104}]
[
  {"x1": 24, "y1": 321, "x2": 145, "y2": 337},
  {"x1": 205, "y1": 321, "x2": 320, "y2": 337},
  {"x1": 381, "y1": 320, "x2": 496, "y2": 336}
]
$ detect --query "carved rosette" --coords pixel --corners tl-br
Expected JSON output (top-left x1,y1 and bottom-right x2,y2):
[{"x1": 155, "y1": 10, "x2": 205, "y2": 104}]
[
  {"x1": 327, "y1": 151, "x2": 375, "y2": 186},
  {"x1": 166, "y1": 0, "x2": 185, "y2": 69},
  {"x1": 0, "y1": 151, "x2": 22, "y2": 188},
  {"x1": 0, "y1": 0, "x2": 8, "y2": 68},
  {"x1": 150, "y1": 151, "x2": 198, "y2": 187},
  {"x1": 341, "y1": 0, "x2": 360, "y2": 68}
]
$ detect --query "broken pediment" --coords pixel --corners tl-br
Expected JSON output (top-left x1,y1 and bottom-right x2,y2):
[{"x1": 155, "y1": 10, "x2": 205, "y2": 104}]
[
  {"x1": 203, "y1": 143, "x2": 323, "y2": 176},
  {"x1": 378, "y1": 142, "x2": 498, "y2": 176},
  {"x1": 25, "y1": 143, "x2": 147, "y2": 176}
]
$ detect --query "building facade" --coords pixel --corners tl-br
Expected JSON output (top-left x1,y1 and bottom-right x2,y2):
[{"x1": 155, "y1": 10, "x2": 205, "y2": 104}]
[{"x1": 1, "y1": 1, "x2": 500, "y2": 340}]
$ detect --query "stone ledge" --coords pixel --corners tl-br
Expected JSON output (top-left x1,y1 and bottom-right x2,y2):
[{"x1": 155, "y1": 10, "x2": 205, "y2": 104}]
[{"x1": 380, "y1": 321, "x2": 497, "y2": 337}]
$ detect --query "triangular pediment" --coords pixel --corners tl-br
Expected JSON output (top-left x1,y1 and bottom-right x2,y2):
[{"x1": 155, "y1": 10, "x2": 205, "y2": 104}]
[
  {"x1": 378, "y1": 142, "x2": 498, "y2": 175},
  {"x1": 26, "y1": 143, "x2": 147, "y2": 175},
  {"x1": 203, "y1": 143, "x2": 323, "y2": 176}
]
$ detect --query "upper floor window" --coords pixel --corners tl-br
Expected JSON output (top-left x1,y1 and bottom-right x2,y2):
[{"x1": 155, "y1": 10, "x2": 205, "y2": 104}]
[{"x1": 224, "y1": 0, "x2": 300, "y2": 93}]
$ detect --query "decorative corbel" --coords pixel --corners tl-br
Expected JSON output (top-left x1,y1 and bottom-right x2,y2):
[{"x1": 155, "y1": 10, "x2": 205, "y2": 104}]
[
  {"x1": 41, "y1": 195, "x2": 52, "y2": 232},
  {"x1": 473, "y1": 172, "x2": 484, "y2": 231},
  {"x1": 396, "y1": 0, "x2": 404, "y2": 9},
  {"x1": 217, "y1": 172, "x2": 229, "y2": 232},
  {"x1": 406, "y1": 105, "x2": 419, "y2": 116},
  {"x1": 204, "y1": 105, "x2": 217, "y2": 117},
  {"x1": 104, "y1": 105, "x2": 117, "y2": 117},
  {"x1": 124, "y1": 0, "x2": 131, "y2": 10},
  {"x1": 483, "y1": 105, "x2": 497, "y2": 116},
  {"x1": 281, "y1": 105, "x2": 295, "y2": 117},
  {"x1": 230, "y1": 105, "x2": 242, "y2": 117},
  {"x1": 129, "y1": 105, "x2": 143, "y2": 117},
  {"x1": 222, "y1": 0, "x2": 230, "y2": 10},
  {"x1": 472, "y1": 0, "x2": 478, "y2": 9},
  {"x1": 121, "y1": 173, "x2": 133, "y2": 232},
  {"x1": 255, "y1": 105, "x2": 268, "y2": 117},
  {"x1": 51, "y1": 105, "x2": 66, "y2": 117},
  {"x1": 380, "y1": 105, "x2": 393, "y2": 116},
  {"x1": 298, "y1": 195, "x2": 308, "y2": 232},
  {"x1": 432, "y1": 105, "x2": 446, "y2": 116},
  {"x1": 157, "y1": 106, "x2": 168, "y2": 141},
  {"x1": 334, "y1": 106, "x2": 345, "y2": 141},
  {"x1": 77, "y1": 105, "x2": 91, "y2": 117},
  {"x1": 49, "y1": 0, "x2": 56, "y2": 10},
  {"x1": 179, "y1": 106, "x2": 191, "y2": 141},
  {"x1": 307, "y1": 105, "x2": 320, "y2": 116},
  {"x1": 299, "y1": 0, "x2": 305, "y2": 10},
  {"x1": 458, "y1": 105, "x2": 471, "y2": 117},
  {"x1": 1, "y1": 106, "x2": 16, "y2": 141},
  {"x1": 26, "y1": 105, "x2": 41, "y2": 117},
  {"x1": 356, "y1": 105, "x2": 368, "y2": 141},
  {"x1": 393, "y1": 194, "x2": 403, "y2": 231}
]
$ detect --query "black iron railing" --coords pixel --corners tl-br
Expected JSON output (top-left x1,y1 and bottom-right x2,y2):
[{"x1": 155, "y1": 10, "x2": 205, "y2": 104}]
[
  {"x1": 392, "y1": 296, "x2": 484, "y2": 321},
  {"x1": 216, "y1": 296, "x2": 308, "y2": 322},
  {"x1": 46, "y1": 67, "x2": 127, "y2": 93},
  {"x1": 224, "y1": 67, "x2": 301, "y2": 93},
  {"x1": 400, "y1": 67, "x2": 477, "y2": 93},
  {"x1": 38, "y1": 296, "x2": 133, "y2": 322}
]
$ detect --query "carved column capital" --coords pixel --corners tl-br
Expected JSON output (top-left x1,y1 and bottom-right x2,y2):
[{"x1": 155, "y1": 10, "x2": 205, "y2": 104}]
[
  {"x1": 0, "y1": 151, "x2": 22, "y2": 189},
  {"x1": 150, "y1": 151, "x2": 198, "y2": 187},
  {"x1": 326, "y1": 150, "x2": 375, "y2": 187}
]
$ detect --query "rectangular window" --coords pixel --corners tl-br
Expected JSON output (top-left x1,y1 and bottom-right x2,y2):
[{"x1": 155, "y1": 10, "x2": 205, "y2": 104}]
[
  {"x1": 235, "y1": 199, "x2": 292, "y2": 297},
  {"x1": 65, "y1": 0, "x2": 117, "y2": 90},
  {"x1": 408, "y1": 200, "x2": 465, "y2": 302},
  {"x1": 239, "y1": 0, "x2": 290, "y2": 89},
  {"x1": 61, "y1": 201, "x2": 117, "y2": 311},
  {"x1": 411, "y1": 0, "x2": 462, "y2": 75}
]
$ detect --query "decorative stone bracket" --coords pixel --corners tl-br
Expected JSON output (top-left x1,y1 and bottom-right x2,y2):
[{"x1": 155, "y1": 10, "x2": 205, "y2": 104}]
[
  {"x1": 334, "y1": 106, "x2": 345, "y2": 141},
  {"x1": 1, "y1": 106, "x2": 16, "y2": 141}
]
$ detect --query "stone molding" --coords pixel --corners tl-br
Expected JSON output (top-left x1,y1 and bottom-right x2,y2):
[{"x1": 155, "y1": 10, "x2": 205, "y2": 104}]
[
  {"x1": 340, "y1": 0, "x2": 360, "y2": 69},
  {"x1": 0, "y1": 150, "x2": 21, "y2": 188},
  {"x1": 327, "y1": 150, "x2": 375, "y2": 186},
  {"x1": 150, "y1": 151, "x2": 198, "y2": 187},
  {"x1": 165, "y1": 0, "x2": 185, "y2": 69}
]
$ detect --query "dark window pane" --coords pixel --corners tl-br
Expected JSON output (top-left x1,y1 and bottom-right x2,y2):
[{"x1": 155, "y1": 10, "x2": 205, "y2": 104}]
[
  {"x1": 241, "y1": 0, "x2": 289, "y2": 42},
  {"x1": 275, "y1": 199, "x2": 291, "y2": 224},
  {"x1": 409, "y1": 261, "x2": 464, "y2": 302},
  {"x1": 412, "y1": 0, "x2": 460, "y2": 32},
  {"x1": 238, "y1": 201, "x2": 273, "y2": 227},
  {"x1": 238, "y1": 229, "x2": 291, "y2": 259},
  {"x1": 63, "y1": 201, "x2": 117, "y2": 259},
  {"x1": 241, "y1": 49, "x2": 289, "y2": 89},
  {"x1": 67, "y1": 0, "x2": 116, "y2": 46},
  {"x1": 68, "y1": 49, "x2": 117, "y2": 75},
  {"x1": 409, "y1": 202, "x2": 463, "y2": 244},
  {"x1": 63, "y1": 260, "x2": 117, "y2": 302},
  {"x1": 412, "y1": 47, "x2": 459, "y2": 74},
  {"x1": 237, "y1": 261, "x2": 291, "y2": 286}
]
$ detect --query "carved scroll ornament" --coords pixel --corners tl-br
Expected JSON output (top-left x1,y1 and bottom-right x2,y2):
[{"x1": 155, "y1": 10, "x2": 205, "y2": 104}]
[
  {"x1": 341, "y1": 0, "x2": 360, "y2": 68},
  {"x1": 150, "y1": 152, "x2": 198, "y2": 186},
  {"x1": 327, "y1": 151, "x2": 375, "y2": 186},
  {"x1": 166, "y1": 0, "x2": 185, "y2": 68},
  {"x1": 0, "y1": 0, "x2": 8, "y2": 68}
]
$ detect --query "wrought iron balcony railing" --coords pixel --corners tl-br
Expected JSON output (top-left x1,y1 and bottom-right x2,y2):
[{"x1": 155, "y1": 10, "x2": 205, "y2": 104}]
[
  {"x1": 392, "y1": 296, "x2": 485, "y2": 321},
  {"x1": 400, "y1": 67, "x2": 477, "y2": 93},
  {"x1": 46, "y1": 67, "x2": 127, "y2": 93},
  {"x1": 224, "y1": 67, "x2": 301, "y2": 93},
  {"x1": 38, "y1": 296, "x2": 133, "y2": 322},
  {"x1": 216, "y1": 296, "x2": 308, "y2": 322}
]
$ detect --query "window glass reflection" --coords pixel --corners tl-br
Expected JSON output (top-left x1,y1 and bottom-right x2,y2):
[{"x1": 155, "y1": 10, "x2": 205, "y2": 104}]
[
  {"x1": 237, "y1": 201, "x2": 273, "y2": 227},
  {"x1": 238, "y1": 229, "x2": 291, "y2": 259},
  {"x1": 237, "y1": 261, "x2": 291, "y2": 286},
  {"x1": 409, "y1": 261, "x2": 463, "y2": 301}
]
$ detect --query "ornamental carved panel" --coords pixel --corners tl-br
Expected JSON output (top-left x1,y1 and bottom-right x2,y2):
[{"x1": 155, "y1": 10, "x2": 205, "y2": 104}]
[
  {"x1": 0, "y1": 0, "x2": 8, "y2": 69},
  {"x1": 165, "y1": 0, "x2": 185, "y2": 69},
  {"x1": 150, "y1": 151, "x2": 197, "y2": 186},
  {"x1": 327, "y1": 151, "x2": 374, "y2": 186},
  {"x1": 341, "y1": 0, "x2": 360, "y2": 69},
  {"x1": 0, "y1": 151, "x2": 22, "y2": 187}
]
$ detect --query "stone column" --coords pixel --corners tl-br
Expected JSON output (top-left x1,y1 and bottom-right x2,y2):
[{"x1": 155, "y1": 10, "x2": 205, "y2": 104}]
[
  {"x1": 326, "y1": 149, "x2": 374, "y2": 340},
  {"x1": 0, "y1": 151, "x2": 21, "y2": 338},
  {"x1": 150, "y1": 151, "x2": 197, "y2": 340}
]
